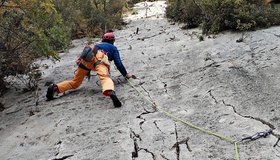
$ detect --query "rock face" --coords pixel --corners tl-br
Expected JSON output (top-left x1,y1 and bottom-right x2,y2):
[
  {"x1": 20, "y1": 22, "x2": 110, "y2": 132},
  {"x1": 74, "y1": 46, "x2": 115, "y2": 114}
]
[{"x1": 1, "y1": 1, "x2": 280, "y2": 160}]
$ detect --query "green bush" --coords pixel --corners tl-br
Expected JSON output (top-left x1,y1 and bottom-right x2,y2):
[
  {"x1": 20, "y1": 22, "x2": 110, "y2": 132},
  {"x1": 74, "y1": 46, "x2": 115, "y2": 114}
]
[
  {"x1": 87, "y1": 0, "x2": 125, "y2": 37},
  {"x1": 0, "y1": 0, "x2": 67, "y2": 93},
  {"x1": 166, "y1": 0, "x2": 280, "y2": 34},
  {"x1": 166, "y1": 0, "x2": 203, "y2": 28}
]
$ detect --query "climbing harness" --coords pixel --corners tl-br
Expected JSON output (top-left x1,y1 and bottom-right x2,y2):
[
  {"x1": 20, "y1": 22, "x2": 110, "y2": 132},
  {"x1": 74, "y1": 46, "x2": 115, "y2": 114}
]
[
  {"x1": 76, "y1": 63, "x2": 91, "y2": 81},
  {"x1": 79, "y1": 45, "x2": 110, "y2": 68},
  {"x1": 78, "y1": 62, "x2": 91, "y2": 72},
  {"x1": 76, "y1": 45, "x2": 110, "y2": 81},
  {"x1": 80, "y1": 46, "x2": 97, "y2": 62},
  {"x1": 126, "y1": 79, "x2": 240, "y2": 160},
  {"x1": 240, "y1": 129, "x2": 273, "y2": 142}
]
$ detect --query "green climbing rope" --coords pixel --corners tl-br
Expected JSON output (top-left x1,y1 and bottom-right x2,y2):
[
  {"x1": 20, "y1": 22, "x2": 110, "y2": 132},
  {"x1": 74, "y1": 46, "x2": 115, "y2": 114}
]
[{"x1": 127, "y1": 79, "x2": 240, "y2": 160}]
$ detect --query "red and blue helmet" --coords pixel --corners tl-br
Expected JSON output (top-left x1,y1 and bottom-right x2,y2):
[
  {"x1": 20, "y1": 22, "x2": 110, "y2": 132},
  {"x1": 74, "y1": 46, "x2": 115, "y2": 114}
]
[{"x1": 102, "y1": 32, "x2": 115, "y2": 44}]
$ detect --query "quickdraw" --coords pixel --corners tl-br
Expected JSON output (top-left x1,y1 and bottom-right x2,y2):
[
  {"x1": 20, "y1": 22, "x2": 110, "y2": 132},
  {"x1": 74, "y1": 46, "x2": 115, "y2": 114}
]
[{"x1": 240, "y1": 129, "x2": 273, "y2": 142}]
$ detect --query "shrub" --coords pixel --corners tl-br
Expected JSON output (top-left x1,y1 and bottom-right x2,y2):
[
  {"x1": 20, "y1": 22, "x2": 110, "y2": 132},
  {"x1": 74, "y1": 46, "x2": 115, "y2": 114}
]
[
  {"x1": 166, "y1": 0, "x2": 280, "y2": 34},
  {"x1": 167, "y1": 0, "x2": 202, "y2": 28},
  {"x1": 0, "y1": 0, "x2": 67, "y2": 94}
]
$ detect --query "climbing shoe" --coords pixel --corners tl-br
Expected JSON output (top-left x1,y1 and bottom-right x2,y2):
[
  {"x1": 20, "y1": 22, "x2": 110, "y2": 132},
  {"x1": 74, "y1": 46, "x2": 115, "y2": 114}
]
[
  {"x1": 110, "y1": 91, "x2": 122, "y2": 108},
  {"x1": 46, "y1": 84, "x2": 57, "y2": 101}
]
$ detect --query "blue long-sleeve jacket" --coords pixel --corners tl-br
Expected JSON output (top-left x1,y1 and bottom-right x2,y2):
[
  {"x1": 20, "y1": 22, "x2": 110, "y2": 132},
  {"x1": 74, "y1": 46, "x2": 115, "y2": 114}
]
[{"x1": 95, "y1": 42, "x2": 128, "y2": 77}]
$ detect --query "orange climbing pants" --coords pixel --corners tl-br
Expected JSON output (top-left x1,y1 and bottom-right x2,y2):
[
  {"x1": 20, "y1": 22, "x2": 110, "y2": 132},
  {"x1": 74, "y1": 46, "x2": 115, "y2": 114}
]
[{"x1": 56, "y1": 50, "x2": 114, "y2": 96}]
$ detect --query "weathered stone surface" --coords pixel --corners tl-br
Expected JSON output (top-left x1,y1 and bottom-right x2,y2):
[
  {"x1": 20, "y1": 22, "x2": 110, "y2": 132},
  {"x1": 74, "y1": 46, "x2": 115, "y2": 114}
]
[{"x1": 0, "y1": 1, "x2": 280, "y2": 160}]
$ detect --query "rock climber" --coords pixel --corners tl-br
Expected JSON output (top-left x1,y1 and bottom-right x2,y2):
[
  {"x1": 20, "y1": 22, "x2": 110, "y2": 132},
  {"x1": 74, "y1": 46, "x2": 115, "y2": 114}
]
[{"x1": 46, "y1": 31, "x2": 135, "y2": 107}]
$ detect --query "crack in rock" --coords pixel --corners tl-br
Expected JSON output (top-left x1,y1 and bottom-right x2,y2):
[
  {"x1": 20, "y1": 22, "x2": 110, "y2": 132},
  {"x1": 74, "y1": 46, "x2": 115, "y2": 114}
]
[
  {"x1": 160, "y1": 154, "x2": 170, "y2": 160},
  {"x1": 139, "y1": 148, "x2": 156, "y2": 160},
  {"x1": 163, "y1": 82, "x2": 168, "y2": 94},
  {"x1": 139, "y1": 120, "x2": 145, "y2": 131},
  {"x1": 55, "y1": 140, "x2": 62, "y2": 156},
  {"x1": 274, "y1": 138, "x2": 280, "y2": 147},
  {"x1": 5, "y1": 107, "x2": 23, "y2": 115},
  {"x1": 157, "y1": 77, "x2": 170, "y2": 96},
  {"x1": 208, "y1": 89, "x2": 277, "y2": 133},
  {"x1": 138, "y1": 84, "x2": 157, "y2": 111},
  {"x1": 136, "y1": 113, "x2": 147, "y2": 120},
  {"x1": 208, "y1": 90, "x2": 219, "y2": 104},
  {"x1": 174, "y1": 123, "x2": 180, "y2": 160},
  {"x1": 273, "y1": 138, "x2": 280, "y2": 147},
  {"x1": 55, "y1": 119, "x2": 63, "y2": 127},
  {"x1": 171, "y1": 137, "x2": 192, "y2": 152},
  {"x1": 190, "y1": 62, "x2": 220, "y2": 73},
  {"x1": 137, "y1": 108, "x2": 156, "y2": 118},
  {"x1": 185, "y1": 137, "x2": 192, "y2": 152},
  {"x1": 139, "y1": 85, "x2": 153, "y2": 103},
  {"x1": 53, "y1": 141, "x2": 74, "y2": 160},
  {"x1": 130, "y1": 129, "x2": 142, "y2": 141},
  {"x1": 221, "y1": 100, "x2": 276, "y2": 130},
  {"x1": 132, "y1": 140, "x2": 139, "y2": 159},
  {"x1": 130, "y1": 130, "x2": 155, "y2": 160},
  {"x1": 153, "y1": 120, "x2": 165, "y2": 134},
  {"x1": 270, "y1": 47, "x2": 278, "y2": 51},
  {"x1": 200, "y1": 62, "x2": 221, "y2": 71},
  {"x1": 137, "y1": 110, "x2": 156, "y2": 130},
  {"x1": 243, "y1": 116, "x2": 275, "y2": 130},
  {"x1": 130, "y1": 129, "x2": 141, "y2": 159},
  {"x1": 52, "y1": 155, "x2": 74, "y2": 160},
  {"x1": 244, "y1": 41, "x2": 263, "y2": 65},
  {"x1": 171, "y1": 73, "x2": 185, "y2": 79}
]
